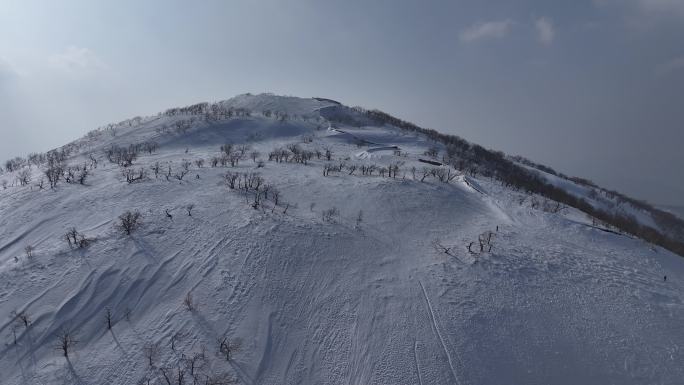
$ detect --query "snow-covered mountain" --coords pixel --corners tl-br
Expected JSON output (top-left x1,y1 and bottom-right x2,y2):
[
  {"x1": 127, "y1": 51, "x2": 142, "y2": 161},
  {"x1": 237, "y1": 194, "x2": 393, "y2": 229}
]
[{"x1": 1, "y1": 93, "x2": 683, "y2": 385}]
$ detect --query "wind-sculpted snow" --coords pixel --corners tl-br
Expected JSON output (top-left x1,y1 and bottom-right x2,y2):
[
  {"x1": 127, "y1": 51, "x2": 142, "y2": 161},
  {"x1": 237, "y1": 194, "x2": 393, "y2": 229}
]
[{"x1": 0, "y1": 94, "x2": 682, "y2": 384}]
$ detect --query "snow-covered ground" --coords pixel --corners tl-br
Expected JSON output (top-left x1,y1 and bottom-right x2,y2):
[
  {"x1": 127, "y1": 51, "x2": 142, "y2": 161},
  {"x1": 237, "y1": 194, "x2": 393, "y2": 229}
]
[
  {"x1": 1, "y1": 94, "x2": 683, "y2": 385},
  {"x1": 518, "y1": 163, "x2": 664, "y2": 232}
]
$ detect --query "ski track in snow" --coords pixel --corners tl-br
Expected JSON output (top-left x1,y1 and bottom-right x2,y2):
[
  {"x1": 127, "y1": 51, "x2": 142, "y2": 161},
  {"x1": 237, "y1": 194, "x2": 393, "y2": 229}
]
[
  {"x1": 413, "y1": 339, "x2": 424, "y2": 385},
  {"x1": 418, "y1": 280, "x2": 461, "y2": 385}
]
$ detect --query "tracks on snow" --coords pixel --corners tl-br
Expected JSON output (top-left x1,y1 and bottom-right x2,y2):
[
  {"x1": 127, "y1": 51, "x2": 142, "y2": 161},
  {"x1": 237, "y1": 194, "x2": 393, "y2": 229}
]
[{"x1": 418, "y1": 280, "x2": 461, "y2": 385}]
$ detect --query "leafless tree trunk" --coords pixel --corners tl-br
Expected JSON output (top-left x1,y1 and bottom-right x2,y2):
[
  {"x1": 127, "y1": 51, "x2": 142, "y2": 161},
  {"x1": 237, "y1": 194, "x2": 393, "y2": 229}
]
[
  {"x1": 55, "y1": 329, "x2": 77, "y2": 357},
  {"x1": 143, "y1": 342, "x2": 160, "y2": 367},
  {"x1": 105, "y1": 307, "x2": 113, "y2": 330},
  {"x1": 182, "y1": 349, "x2": 206, "y2": 378},
  {"x1": 11, "y1": 310, "x2": 31, "y2": 328},
  {"x1": 118, "y1": 211, "x2": 142, "y2": 235},
  {"x1": 183, "y1": 292, "x2": 195, "y2": 311}
]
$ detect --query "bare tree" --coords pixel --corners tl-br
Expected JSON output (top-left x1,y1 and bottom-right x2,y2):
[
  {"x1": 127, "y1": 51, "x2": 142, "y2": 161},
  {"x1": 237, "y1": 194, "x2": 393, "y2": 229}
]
[
  {"x1": 432, "y1": 240, "x2": 454, "y2": 257},
  {"x1": 77, "y1": 168, "x2": 89, "y2": 185},
  {"x1": 185, "y1": 204, "x2": 195, "y2": 216},
  {"x1": 105, "y1": 307, "x2": 113, "y2": 330},
  {"x1": 160, "y1": 367, "x2": 174, "y2": 385},
  {"x1": 11, "y1": 310, "x2": 31, "y2": 328},
  {"x1": 224, "y1": 172, "x2": 239, "y2": 189},
  {"x1": 478, "y1": 231, "x2": 494, "y2": 253},
  {"x1": 55, "y1": 329, "x2": 78, "y2": 357},
  {"x1": 174, "y1": 168, "x2": 189, "y2": 181},
  {"x1": 467, "y1": 242, "x2": 475, "y2": 254},
  {"x1": 64, "y1": 228, "x2": 92, "y2": 249},
  {"x1": 17, "y1": 168, "x2": 31, "y2": 186},
  {"x1": 271, "y1": 187, "x2": 281, "y2": 206},
  {"x1": 123, "y1": 168, "x2": 146, "y2": 183},
  {"x1": 11, "y1": 325, "x2": 19, "y2": 345},
  {"x1": 151, "y1": 162, "x2": 161, "y2": 178},
  {"x1": 237, "y1": 144, "x2": 250, "y2": 156},
  {"x1": 433, "y1": 168, "x2": 457, "y2": 183},
  {"x1": 250, "y1": 151, "x2": 260, "y2": 162},
  {"x1": 143, "y1": 342, "x2": 160, "y2": 367},
  {"x1": 183, "y1": 292, "x2": 196, "y2": 311},
  {"x1": 229, "y1": 153, "x2": 241, "y2": 167},
  {"x1": 220, "y1": 143, "x2": 233, "y2": 156},
  {"x1": 182, "y1": 349, "x2": 206, "y2": 378},
  {"x1": 143, "y1": 141, "x2": 158, "y2": 155},
  {"x1": 424, "y1": 146, "x2": 439, "y2": 158},
  {"x1": 45, "y1": 166, "x2": 63, "y2": 188},
  {"x1": 159, "y1": 365, "x2": 185, "y2": 385},
  {"x1": 88, "y1": 154, "x2": 99, "y2": 169},
  {"x1": 217, "y1": 335, "x2": 240, "y2": 361},
  {"x1": 118, "y1": 211, "x2": 142, "y2": 235},
  {"x1": 420, "y1": 167, "x2": 430, "y2": 182},
  {"x1": 24, "y1": 244, "x2": 34, "y2": 258}
]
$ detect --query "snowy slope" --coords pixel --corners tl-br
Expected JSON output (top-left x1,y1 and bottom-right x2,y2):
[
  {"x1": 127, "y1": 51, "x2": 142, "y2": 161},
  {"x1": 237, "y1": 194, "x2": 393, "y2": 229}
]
[
  {"x1": 518, "y1": 163, "x2": 663, "y2": 231},
  {"x1": 1, "y1": 94, "x2": 683, "y2": 385}
]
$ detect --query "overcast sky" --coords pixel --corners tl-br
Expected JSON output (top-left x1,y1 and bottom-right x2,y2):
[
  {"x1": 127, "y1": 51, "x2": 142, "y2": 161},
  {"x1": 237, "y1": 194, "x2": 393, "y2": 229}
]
[{"x1": 1, "y1": 0, "x2": 682, "y2": 205}]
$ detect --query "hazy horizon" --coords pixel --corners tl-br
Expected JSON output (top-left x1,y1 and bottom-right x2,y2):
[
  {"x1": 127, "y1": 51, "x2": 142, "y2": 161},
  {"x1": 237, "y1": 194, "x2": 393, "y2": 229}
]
[{"x1": 1, "y1": 0, "x2": 683, "y2": 206}]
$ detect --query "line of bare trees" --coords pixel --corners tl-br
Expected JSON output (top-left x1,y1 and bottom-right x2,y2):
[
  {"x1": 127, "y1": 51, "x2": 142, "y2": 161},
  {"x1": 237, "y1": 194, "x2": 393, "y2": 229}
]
[
  {"x1": 142, "y1": 334, "x2": 239, "y2": 385},
  {"x1": 105, "y1": 141, "x2": 158, "y2": 168},
  {"x1": 64, "y1": 227, "x2": 93, "y2": 249},
  {"x1": 320, "y1": 160, "x2": 459, "y2": 185},
  {"x1": 224, "y1": 171, "x2": 282, "y2": 211}
]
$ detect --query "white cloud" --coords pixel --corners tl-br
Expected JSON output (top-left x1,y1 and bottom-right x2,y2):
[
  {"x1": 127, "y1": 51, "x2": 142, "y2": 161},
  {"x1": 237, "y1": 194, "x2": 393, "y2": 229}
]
[
  {"x1": 48, "y1": 46, "x2": 107, "y2": 73},
  {"x1": 459, "y1": 20, "x2": 514, "y2": 43},
  {"x1": 535, "y1": 17, "x2": 555, "y2": 45},
  {"x1": 656, "y1": 56, "x2": 684, "y2": 76}
]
